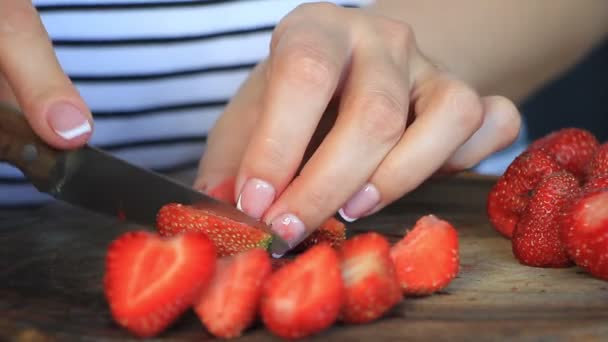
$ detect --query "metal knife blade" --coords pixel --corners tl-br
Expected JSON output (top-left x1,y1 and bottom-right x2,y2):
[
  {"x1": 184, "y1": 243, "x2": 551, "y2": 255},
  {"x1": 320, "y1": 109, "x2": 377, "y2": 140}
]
[{"x1": 0, "y1": 103, "x2": 289, "y2": 253}]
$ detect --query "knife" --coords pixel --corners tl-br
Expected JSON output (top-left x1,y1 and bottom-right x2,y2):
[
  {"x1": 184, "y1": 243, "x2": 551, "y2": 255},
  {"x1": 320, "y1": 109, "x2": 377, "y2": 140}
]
[{"x1": 0, "y1": 103, "x2": 289, "y2": 253}]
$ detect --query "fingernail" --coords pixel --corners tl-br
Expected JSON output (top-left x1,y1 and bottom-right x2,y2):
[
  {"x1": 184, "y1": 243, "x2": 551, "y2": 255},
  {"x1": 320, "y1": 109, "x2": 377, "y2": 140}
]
[
  {"x1": 47, "y1": 102, "x2": 91, "y2": 140},
  {"x1": 269, "y1": 213, "x2": 306, "y2": 256},
  {"x1": 338, "y1": 183, "x2": 381, "y2": 222},
  {"x1": 236, "y1": 178, "x2": 275, "y2": 220}
]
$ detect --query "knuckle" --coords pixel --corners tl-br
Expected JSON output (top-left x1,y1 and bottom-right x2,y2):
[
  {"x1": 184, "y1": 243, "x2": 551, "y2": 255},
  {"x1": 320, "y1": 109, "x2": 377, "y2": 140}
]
[
  {"x1": 441, "y1": 80, "x2": 484, "y2": 133},
  {"x1": 278, "y1": 43, "x2": 336, "y2": 89},
  {"x1": 380, "y1": 19, "x2": 414, "y2": 51},
  {"x1": 301, "y1": 185, "x2": 332, "y2": 214},
  {"x1": 356, "y1": 90, "x2": 406, "y2": 144},
  {"x1": 253, "y1": 138, "x2": 292, "y2": 177}
]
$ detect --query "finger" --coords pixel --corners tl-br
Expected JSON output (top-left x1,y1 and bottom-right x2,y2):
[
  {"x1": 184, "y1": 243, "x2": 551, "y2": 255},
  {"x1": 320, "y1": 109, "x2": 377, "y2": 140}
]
[
  {"x1": 194, "y1": 61, "x2": 268, "y2": 195},
  {"x1": 352, "y1": 74, "x2": 484, "y2": 219},
  {"x1": 0, "y1": 0, "x2": 92, "y2": 149},
  {"x1": 441, "y1": 95, "x2": 522, "y2": 173},
  {"x1": 264, "y1": 41, "x2": 410, "y2": 255},
  {"x1": 235, "y1": 21, "x2": 351, "y2": 222},
  {"x1": 0, "y1": 75, "x2": 18, "y2": 108}
]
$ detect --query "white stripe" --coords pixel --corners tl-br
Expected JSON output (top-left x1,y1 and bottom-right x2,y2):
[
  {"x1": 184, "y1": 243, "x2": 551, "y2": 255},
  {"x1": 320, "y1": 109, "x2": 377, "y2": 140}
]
[
  {"x1": 55, "y1": 33, "x2": 270, "y2": 75},
  {"x1": 0, "y1": 185, "x2": 52, "y2": 205},
  {"x1": 89, "y1": 106, "x2": 222, "y2": 146},
  {"x1": 76, "y1": 70, "x2": 248, "y2": 112},
  {"x1": 38, "y1": 0, "x2": 364, "y2": 40}
]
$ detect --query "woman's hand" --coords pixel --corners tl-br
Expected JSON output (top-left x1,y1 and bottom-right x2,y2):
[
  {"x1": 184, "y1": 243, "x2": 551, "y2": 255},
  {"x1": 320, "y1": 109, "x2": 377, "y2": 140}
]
[
  {"x1": 0, "y1": 0, "x2": 93, "y2": 148},
  {"x1": 196, "y1": 2, "x2": 521, "y2": 255}
]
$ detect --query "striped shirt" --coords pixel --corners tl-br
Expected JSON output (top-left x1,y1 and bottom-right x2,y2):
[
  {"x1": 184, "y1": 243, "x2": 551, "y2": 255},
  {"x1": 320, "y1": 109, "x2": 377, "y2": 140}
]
[{"x1": 0, "y1": 0, "x2": 526, "y2": 207}]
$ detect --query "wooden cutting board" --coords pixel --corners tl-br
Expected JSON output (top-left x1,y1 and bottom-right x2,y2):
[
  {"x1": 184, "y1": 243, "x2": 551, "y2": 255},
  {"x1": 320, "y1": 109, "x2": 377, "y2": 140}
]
[{"x1": 1, "y1": 173, "x2": 607, "y2": 342}]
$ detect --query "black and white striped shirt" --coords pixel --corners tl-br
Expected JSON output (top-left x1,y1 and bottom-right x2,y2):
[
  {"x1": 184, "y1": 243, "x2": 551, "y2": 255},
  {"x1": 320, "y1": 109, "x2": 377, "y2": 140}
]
[{"x1": 0, "y1": 0, "x2": 371, "y2": 206}]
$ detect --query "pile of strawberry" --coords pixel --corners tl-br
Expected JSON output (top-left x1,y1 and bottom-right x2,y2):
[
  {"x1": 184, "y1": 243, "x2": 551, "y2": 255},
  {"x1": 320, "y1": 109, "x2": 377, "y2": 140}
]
[
  {"x1": 103, "y1": 209, "x2": 459, "y2": 339},
  {"x1": 487, "y1": 128, "x2": 608, "y2": 280}
]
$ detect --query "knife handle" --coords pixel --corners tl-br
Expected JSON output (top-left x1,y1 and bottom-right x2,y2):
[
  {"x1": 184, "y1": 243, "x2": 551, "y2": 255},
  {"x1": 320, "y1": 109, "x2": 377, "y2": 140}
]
[{"x1": 0, "y1": 103, "x2": 60, "y2": 191}]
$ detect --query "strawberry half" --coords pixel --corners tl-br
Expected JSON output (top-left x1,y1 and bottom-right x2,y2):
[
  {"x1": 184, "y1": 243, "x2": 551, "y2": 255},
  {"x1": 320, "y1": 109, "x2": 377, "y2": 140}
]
[
  {"x1": 512, "y1": 171, "x2": 580, "y2": 267},
  {"x1": 294, "y1": 217, "x2": 346, "y2": 252},
  {"x1": 104, "y1": 231, "x2": 216, "y2": 337},
  {"x1": 585, "y1": 142, "x2": 608, "y2": 181},
  {"x1": 339, "y1": 232, "x2": 402, "y2": 324},
  {"x1": 487, "y1": 149, "x2": 564, "y2": 238},
  {"x1": 390, "y1": 215, "x2": 459, "y2": 296},
  {"x1": 561, "y1": 189, "x2": 608, "y2": 280},
  {"x1": 194, "y1": 248, "x2": 272, "y2": 339},
  {"x1": 156, "y1": 203, "x2": 272, "y2": 257},
  {"x1": 527, "y1": 127, "x2": 599, "y2": 180},
  {"x1": 260, "y1": 244, "x2": 344, "y2": 339}
]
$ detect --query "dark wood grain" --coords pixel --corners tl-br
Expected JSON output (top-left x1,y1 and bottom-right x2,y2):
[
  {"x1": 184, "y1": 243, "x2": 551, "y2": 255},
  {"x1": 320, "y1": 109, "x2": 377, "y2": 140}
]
[{"x1": 1, "y1": 172, "x2": 607, "y2": 342}]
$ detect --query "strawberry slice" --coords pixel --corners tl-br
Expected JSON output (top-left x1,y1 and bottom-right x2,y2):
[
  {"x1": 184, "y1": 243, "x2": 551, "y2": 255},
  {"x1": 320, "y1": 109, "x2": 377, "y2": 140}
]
[
  {"x1": 527, "y1": 127, "x2": 599, "y2": 180},
  {"x1": 339, "y1": 232, "x2": 402, "y2": 324},
  {"x1": 194, "y1": 248, "x2": 272, "y2": 338},
  {"x1": 156, "y1": 203, "x2": 272, "y2": 257},
  {"x1": 390, "y1": 215, "x2": 460, "y2": 296},
  {"x1": 512, "y1": 171, "x2": 580, "y2": 267},
  {"x1": 104, "y1": 231, "x2": 216, "y2": 337},
  {"x1": 261, "y1": 244, "x2": 344, "y2": 339},
  {"x1": 295, "y1": 217, "x2": 346, "y2": 252},
  {"x1": 561, "y1": 189, "x2": 608, "y2": 280},
  {"x1": 207, "y1": 177, "x2": 237, "y2": 205}
]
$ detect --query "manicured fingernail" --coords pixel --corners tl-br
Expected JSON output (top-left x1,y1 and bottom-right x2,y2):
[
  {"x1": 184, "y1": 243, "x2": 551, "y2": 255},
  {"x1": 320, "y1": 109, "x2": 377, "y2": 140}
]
[
  {"x1": 338, "y1": 183, "x2": 381, "y2": 222},
  {"x1": 47, "y1": 102, "x2": 91, "y2": 140},
  {"x1": 269, "y1": 213, "x2": 306, "y2": 256},
  {"x1": 236, "y1": 178, "x2": 275, "y2": 220}
]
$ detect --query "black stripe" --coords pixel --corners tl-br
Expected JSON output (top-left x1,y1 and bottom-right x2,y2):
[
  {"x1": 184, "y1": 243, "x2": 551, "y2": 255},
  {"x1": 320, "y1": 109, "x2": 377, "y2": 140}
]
[
  {"x1": 91, "y1": 100, "x2": 227, "y2": 118},
  {"x1": 52, "y1": 25, "x2": 274, "y2": 46},
  {"x1": 0, "y1": 202, "x2": 48, "y2": 210},
  {"x1": 36, "y1": 0, "x2": 249, "y2": 12},
  {"x1": 70, "y1": 62, "x2": 256, "y2": 82},
  {"x1": 100, "y1": 135, "x2": 206, "y2": 151}
]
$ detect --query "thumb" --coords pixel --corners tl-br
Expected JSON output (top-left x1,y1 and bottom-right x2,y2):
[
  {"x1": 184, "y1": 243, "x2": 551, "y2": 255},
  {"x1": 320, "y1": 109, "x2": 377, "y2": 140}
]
[{"x1": 0, "y1": 0, "x2": 93, "y2": 149}]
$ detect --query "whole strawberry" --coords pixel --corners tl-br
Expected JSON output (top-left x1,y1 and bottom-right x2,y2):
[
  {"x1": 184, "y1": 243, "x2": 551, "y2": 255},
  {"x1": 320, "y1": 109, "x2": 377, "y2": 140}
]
[
  {"x1": 585, "y1": 142, "x2": 608, "y2": 181},
  {"x1": 512, "y1": 171, "x2": 580, "y2": 267},
  {"x1": 527, "y1": 128, "x2": 599, "y2": 180},
  {"x1": 487, "y1": 149, "x2": 564, "y2": 238},
  {"x1": 560, "y1": 188, "x2": 608, "y2": 280}
]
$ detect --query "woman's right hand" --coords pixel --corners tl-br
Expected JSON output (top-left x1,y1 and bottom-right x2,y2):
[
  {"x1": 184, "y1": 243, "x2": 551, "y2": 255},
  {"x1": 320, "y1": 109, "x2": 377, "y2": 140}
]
[{"x1": 0, "y1": 0, "x2": 93, "y2": 148}]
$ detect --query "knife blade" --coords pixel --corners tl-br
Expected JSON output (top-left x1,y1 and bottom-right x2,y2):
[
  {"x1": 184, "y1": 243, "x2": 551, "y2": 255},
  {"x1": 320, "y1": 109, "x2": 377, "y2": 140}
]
[{"x1": 0, "y1": 103, "x2": 289, "y2": 253}]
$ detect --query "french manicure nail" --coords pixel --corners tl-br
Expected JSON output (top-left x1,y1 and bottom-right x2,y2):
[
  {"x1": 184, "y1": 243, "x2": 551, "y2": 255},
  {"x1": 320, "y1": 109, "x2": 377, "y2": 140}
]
[
  {"x1": 338, "y1": 183, "x2": 381, "y2": 222},
  {"x1": 236, "y1": 178, "x2": 275, "y2": 220},
  {"x1": 269, "y1": 213, "x2": 306, "y2": 256},
  {"x1": 47, "y1": 102, "x2": 91, "y2": 140}
]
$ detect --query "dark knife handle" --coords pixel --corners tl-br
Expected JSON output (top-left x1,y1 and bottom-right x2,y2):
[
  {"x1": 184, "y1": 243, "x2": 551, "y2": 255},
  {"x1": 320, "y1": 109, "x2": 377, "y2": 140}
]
[{"x1": 0, "y1": 103, "x2": 60, "y2": 191}]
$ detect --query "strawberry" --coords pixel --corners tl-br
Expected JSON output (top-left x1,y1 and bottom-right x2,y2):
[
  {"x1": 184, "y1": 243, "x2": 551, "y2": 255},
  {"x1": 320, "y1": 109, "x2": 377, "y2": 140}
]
[
  {"x1": 156, "y1": 203, "x2": 272, "y2": 257},
  {"x1": 271, "y1": 257, "x2": 292, "y2": 271},
  {"x1": 207, "y1": 177, "x2": 237, "y2": 205},
  {"x1": 585, "y1": 142, "x2": 608, "y2": 181},
  {"x1": 339, "y1": 232, "x2": 402, "y2": 324},
  {"x1": 560, "y1": 189, "x2": 608, "y2": 280},
  {"x1": 294, "y1": 217, "x2": 346, "y2": 252},
  {"x1": 390, "y1": 215, "x2": 459, "y2": 296},
  {"x1": 487, "y1": 150, "x2": 564, "y2": 238},
  {"x1": 512, "y1": 171, "x2": 580, "y2": 267},
  {"x1": 582, "y1": 175, "x2": 608, "y2": 193},
  {"x1": 104, "y1": 231, "x2": 216, "y2": 337},
  {"x1": 194, "y1": 248, "x2": 272, "y2": 339},
  {"x1": 260, "y1": 244, "x2": 344, "y2": 339},
  {"x1": 527, "y1": 128, "x2": 599, "y2": 179}
]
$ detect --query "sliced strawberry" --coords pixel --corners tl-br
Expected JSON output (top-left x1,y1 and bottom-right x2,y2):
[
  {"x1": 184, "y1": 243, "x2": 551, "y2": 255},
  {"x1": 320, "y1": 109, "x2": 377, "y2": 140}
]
[
  {"x1": 585, "y1": 142, "x2": 608, "y2": 181},
  {"x1": 104, "y1": 231, "x2": 216, "y2": 337},
  {"x1": 527, "y1": 127, "x2": 599, "y2": 179},
  {"x1": 194, "y1": 248, "x2": 272, "y2": 338},
  {"x1": 295, "y1": 217, "x2": 346, "y2": 252},
  {"x1": 207, "y1": 177, "x2": 237, "y2": 205},
  {"x1": 487, "y1": 149, "x2": 564, "y2": 238},
  {"x1": 582, "y1": 175, "x2": 608, "y2": 193},
  {"x1": 512, "y1": 171, "x2": 579, "y2": 267},
  {"x1": 339, "y1": 232, "x2": 402, "y2": 324},
  {"x1": 156, "y1": 203, "x2": 272, "y2": 257},
  {"x1": 561, "y1": 189, "x2": 608, "y2": 280},
  {"x1": 260, "y1": 244, "x2": 344, "y2": 339},
  {"x1": 390, "y1": 215, "x2": 460, "y2": 296}
]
